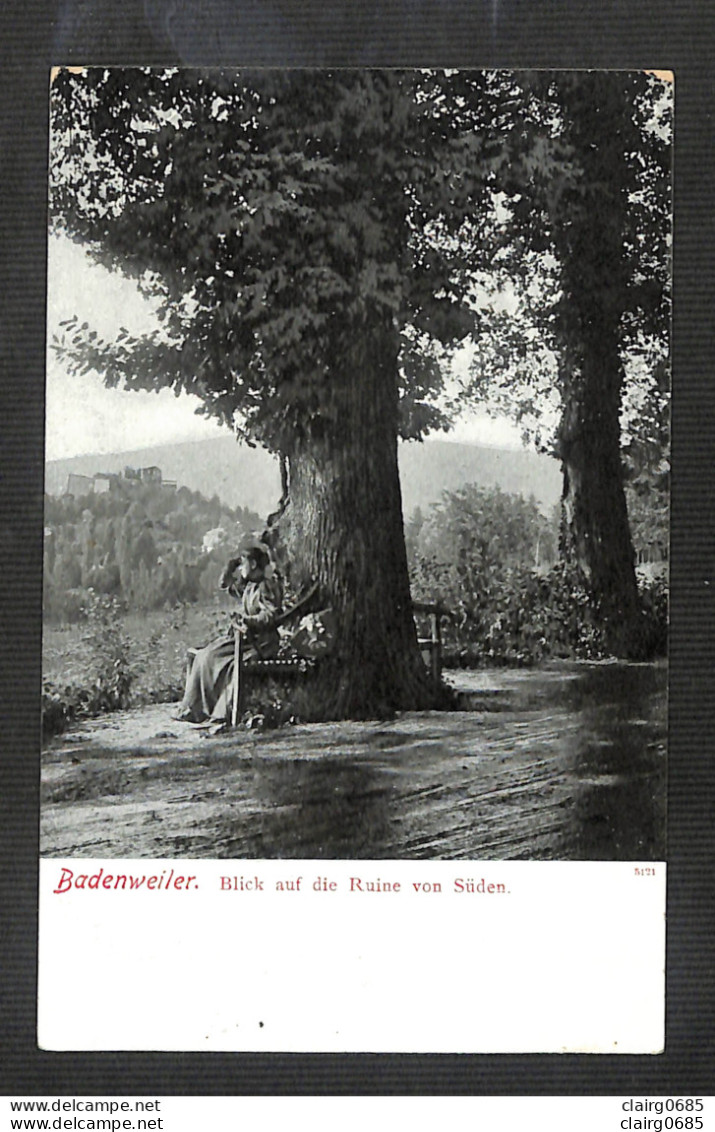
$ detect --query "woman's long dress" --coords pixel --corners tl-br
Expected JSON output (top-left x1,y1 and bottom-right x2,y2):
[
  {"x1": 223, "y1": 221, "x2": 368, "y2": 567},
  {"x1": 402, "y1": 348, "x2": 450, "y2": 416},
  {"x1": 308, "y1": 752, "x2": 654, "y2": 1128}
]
[{"x1": 179, "y1": 576, "x2": 282, "y2": 722}]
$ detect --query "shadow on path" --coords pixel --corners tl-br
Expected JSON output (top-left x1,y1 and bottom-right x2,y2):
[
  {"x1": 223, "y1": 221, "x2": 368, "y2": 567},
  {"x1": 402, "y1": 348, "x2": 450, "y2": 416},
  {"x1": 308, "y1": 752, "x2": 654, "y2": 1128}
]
[{"x1": 41, "y1": 660, "x2": 666, "y2": 860}]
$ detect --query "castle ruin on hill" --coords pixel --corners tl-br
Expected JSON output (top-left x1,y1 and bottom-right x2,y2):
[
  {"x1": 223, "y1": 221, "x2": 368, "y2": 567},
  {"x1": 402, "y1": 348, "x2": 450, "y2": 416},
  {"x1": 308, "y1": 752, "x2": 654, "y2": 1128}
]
[{"x1": 65, "y1": 465, "x2": 177, "y2": 497}]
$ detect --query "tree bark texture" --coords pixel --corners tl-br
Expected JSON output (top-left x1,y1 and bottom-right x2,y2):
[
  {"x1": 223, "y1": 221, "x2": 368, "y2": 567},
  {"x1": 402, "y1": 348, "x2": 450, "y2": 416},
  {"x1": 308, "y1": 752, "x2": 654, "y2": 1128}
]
[
  {"x1": 274, "y1": 317, "x2": 445, "y2": 719},
  {"x1": 558, "y1": 348, "x2": 642, "y2": 657},
  {"x1": 554, "y1": 74, "x2": 647, "y2": 659}
]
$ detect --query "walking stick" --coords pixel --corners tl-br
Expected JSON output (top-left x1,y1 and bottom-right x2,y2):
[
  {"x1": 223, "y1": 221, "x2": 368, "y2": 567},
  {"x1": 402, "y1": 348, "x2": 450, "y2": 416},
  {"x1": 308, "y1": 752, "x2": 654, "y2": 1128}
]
[{"x1": 231, "y1": 627, "x2": 244, "y2": 728}]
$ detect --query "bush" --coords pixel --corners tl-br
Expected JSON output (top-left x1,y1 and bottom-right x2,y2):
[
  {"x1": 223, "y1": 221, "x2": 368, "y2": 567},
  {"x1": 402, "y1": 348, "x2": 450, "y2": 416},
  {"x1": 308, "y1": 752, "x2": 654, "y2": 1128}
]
[
  {"x1": 42, "y1": 680, "x2": 85, "y2": 739},
  {"x1": 420, "y1": 561, "x2": 669, "y2": 668},
  {"x1": 42, "y1": 591, "x2": 136, "y2": 739},
  {"x1": 433, "y1": 562, "x2": 609, "y2": 667},
  {"x1": 482, "y1": 564, "x2": 609, "y2": 665}
]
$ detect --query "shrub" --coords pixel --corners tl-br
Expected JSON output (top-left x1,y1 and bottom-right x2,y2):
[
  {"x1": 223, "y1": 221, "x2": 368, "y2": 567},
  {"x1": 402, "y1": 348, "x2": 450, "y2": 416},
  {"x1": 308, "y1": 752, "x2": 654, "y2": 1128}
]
[
  {"x1": 422, "y1": 561, "x2": 669, "y2": 668},
  {"x1": 42, "y1": 680, "x2": 85, "y2": 739},
  {"x1": 433, "y1": 562, "x2": 609, "y2": 667},
  {"x1": 42, "y1": 591, "x2": 136, "y2": 739},
  {"x1": 481, "y1": 563, "x2": 609, "y2": 665}
]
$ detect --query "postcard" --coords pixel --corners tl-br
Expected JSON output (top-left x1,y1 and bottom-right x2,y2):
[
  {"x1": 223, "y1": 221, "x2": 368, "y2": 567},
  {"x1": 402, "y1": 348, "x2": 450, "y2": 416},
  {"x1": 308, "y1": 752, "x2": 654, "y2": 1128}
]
[{"x1": 38, "y1": 66, "x2": 671, "y2": 1053}]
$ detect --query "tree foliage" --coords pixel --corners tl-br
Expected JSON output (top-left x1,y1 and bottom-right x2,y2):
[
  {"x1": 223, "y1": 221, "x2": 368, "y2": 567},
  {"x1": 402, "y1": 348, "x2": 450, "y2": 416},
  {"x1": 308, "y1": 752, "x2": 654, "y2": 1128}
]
[
  {"x1": 446, "y1": 72, "x2": 671, "y2": 654},
  {"x1": 50, "y1": 67, "x2": 671, "y2": 460},
  {"x1": 51, "y1": 69, "x2": 523, "y2": 449},
  {"x1": 454, "y1": 72, "x2": 672, "y2": 453}
]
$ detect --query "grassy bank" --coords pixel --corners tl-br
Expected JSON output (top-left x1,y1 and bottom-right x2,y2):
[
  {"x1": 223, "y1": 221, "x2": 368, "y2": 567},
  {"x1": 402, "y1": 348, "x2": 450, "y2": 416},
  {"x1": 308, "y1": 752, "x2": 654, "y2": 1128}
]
[{"x1": 42, "y1": 599, "x2": 230, "y2": 737}]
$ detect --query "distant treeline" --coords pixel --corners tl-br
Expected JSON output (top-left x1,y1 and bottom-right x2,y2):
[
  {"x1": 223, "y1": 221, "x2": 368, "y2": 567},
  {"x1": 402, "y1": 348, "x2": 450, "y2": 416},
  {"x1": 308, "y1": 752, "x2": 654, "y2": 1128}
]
[{"x1": 43, "y1": 480, "x2": 263, "y2": 623}]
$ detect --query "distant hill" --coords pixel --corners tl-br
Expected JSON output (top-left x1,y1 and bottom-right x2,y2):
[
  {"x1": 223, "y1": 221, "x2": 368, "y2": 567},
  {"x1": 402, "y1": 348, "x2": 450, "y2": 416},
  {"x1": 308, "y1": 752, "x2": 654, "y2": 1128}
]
[
  {"x1": 398, "y1": 440, "x2": 561, "y2": 516},
  {"x1": 45, "y1": 437, "x2": 282, "y2": 518},
  {"x1": 45, "y1": 436, "x2": 562, "y2": 518}
]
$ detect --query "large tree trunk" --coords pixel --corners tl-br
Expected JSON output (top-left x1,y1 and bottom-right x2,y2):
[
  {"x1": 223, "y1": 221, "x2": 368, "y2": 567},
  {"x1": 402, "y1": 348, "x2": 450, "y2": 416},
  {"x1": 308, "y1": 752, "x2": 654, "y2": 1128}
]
[
  {"x1": 558, "y1": 347, "x2": 643, "y2": 658},
  {"x1": 272, "y1": 316, "x2": 446, "y2": 720},
  {"x1": 553, "y1": 73, "x2": 649, "y2": 660}
]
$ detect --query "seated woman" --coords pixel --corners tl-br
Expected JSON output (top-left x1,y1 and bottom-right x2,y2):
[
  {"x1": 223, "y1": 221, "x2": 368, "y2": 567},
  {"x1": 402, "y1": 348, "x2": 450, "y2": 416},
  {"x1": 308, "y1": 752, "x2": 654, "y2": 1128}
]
[{"x1": 175, "y1": 537, "x2": 283, "y2": 724}]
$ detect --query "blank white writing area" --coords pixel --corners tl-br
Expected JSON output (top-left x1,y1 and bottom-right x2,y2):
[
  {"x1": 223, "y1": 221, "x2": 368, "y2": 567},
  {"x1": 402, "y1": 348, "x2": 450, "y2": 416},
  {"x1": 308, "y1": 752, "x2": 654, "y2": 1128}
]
[{"x1": 38, "y1": 859, "x2": 665, "y2": 1053}]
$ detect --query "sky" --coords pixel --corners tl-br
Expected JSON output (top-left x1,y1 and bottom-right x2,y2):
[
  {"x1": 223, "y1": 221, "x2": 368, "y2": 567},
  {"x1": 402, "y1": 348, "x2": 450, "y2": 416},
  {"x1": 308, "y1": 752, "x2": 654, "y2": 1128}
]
[
  {"x1": 45, "y1": 236, "x2": 231, "y2": 460},
  {"x1": 45, "y1": 234, "x2": 525, "y2": 461}
]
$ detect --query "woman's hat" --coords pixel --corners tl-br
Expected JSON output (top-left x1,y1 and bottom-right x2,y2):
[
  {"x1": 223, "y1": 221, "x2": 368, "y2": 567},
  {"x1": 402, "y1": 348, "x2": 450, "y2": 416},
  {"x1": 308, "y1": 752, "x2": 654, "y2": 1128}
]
[{"x1": 237, "y1": 534, "x2": 271, "y2": 570}]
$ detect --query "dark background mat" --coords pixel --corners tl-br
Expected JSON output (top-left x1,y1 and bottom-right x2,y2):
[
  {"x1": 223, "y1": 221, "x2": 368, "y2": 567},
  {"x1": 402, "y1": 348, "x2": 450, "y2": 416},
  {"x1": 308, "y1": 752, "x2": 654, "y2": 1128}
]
[{"x1": 2, "y1": 0, "x2": 714, "y2": 1095}]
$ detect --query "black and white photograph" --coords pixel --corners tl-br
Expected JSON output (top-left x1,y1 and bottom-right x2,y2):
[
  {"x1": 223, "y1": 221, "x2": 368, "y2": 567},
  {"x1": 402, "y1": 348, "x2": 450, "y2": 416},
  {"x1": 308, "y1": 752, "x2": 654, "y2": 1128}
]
[{"x1": 41, "y1": 67, "x2": 671, "y2": 865}]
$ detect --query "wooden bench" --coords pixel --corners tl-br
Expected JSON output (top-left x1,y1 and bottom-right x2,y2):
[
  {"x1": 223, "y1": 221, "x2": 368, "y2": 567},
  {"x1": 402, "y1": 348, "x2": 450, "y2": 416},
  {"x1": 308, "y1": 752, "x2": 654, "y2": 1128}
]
[
  {"x1": 413, "y1": 600, "x2": 449, "y2": 685},
  {"x1": 187, "y1": 591, "x2": 449, "y2": 726}
]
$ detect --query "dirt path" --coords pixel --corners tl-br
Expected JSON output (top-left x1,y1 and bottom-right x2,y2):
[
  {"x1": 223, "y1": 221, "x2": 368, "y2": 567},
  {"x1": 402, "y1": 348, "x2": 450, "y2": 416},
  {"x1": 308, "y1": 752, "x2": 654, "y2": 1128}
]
[{"x1": 41, "y1": 661, "x2": 666, "y2": 860}]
